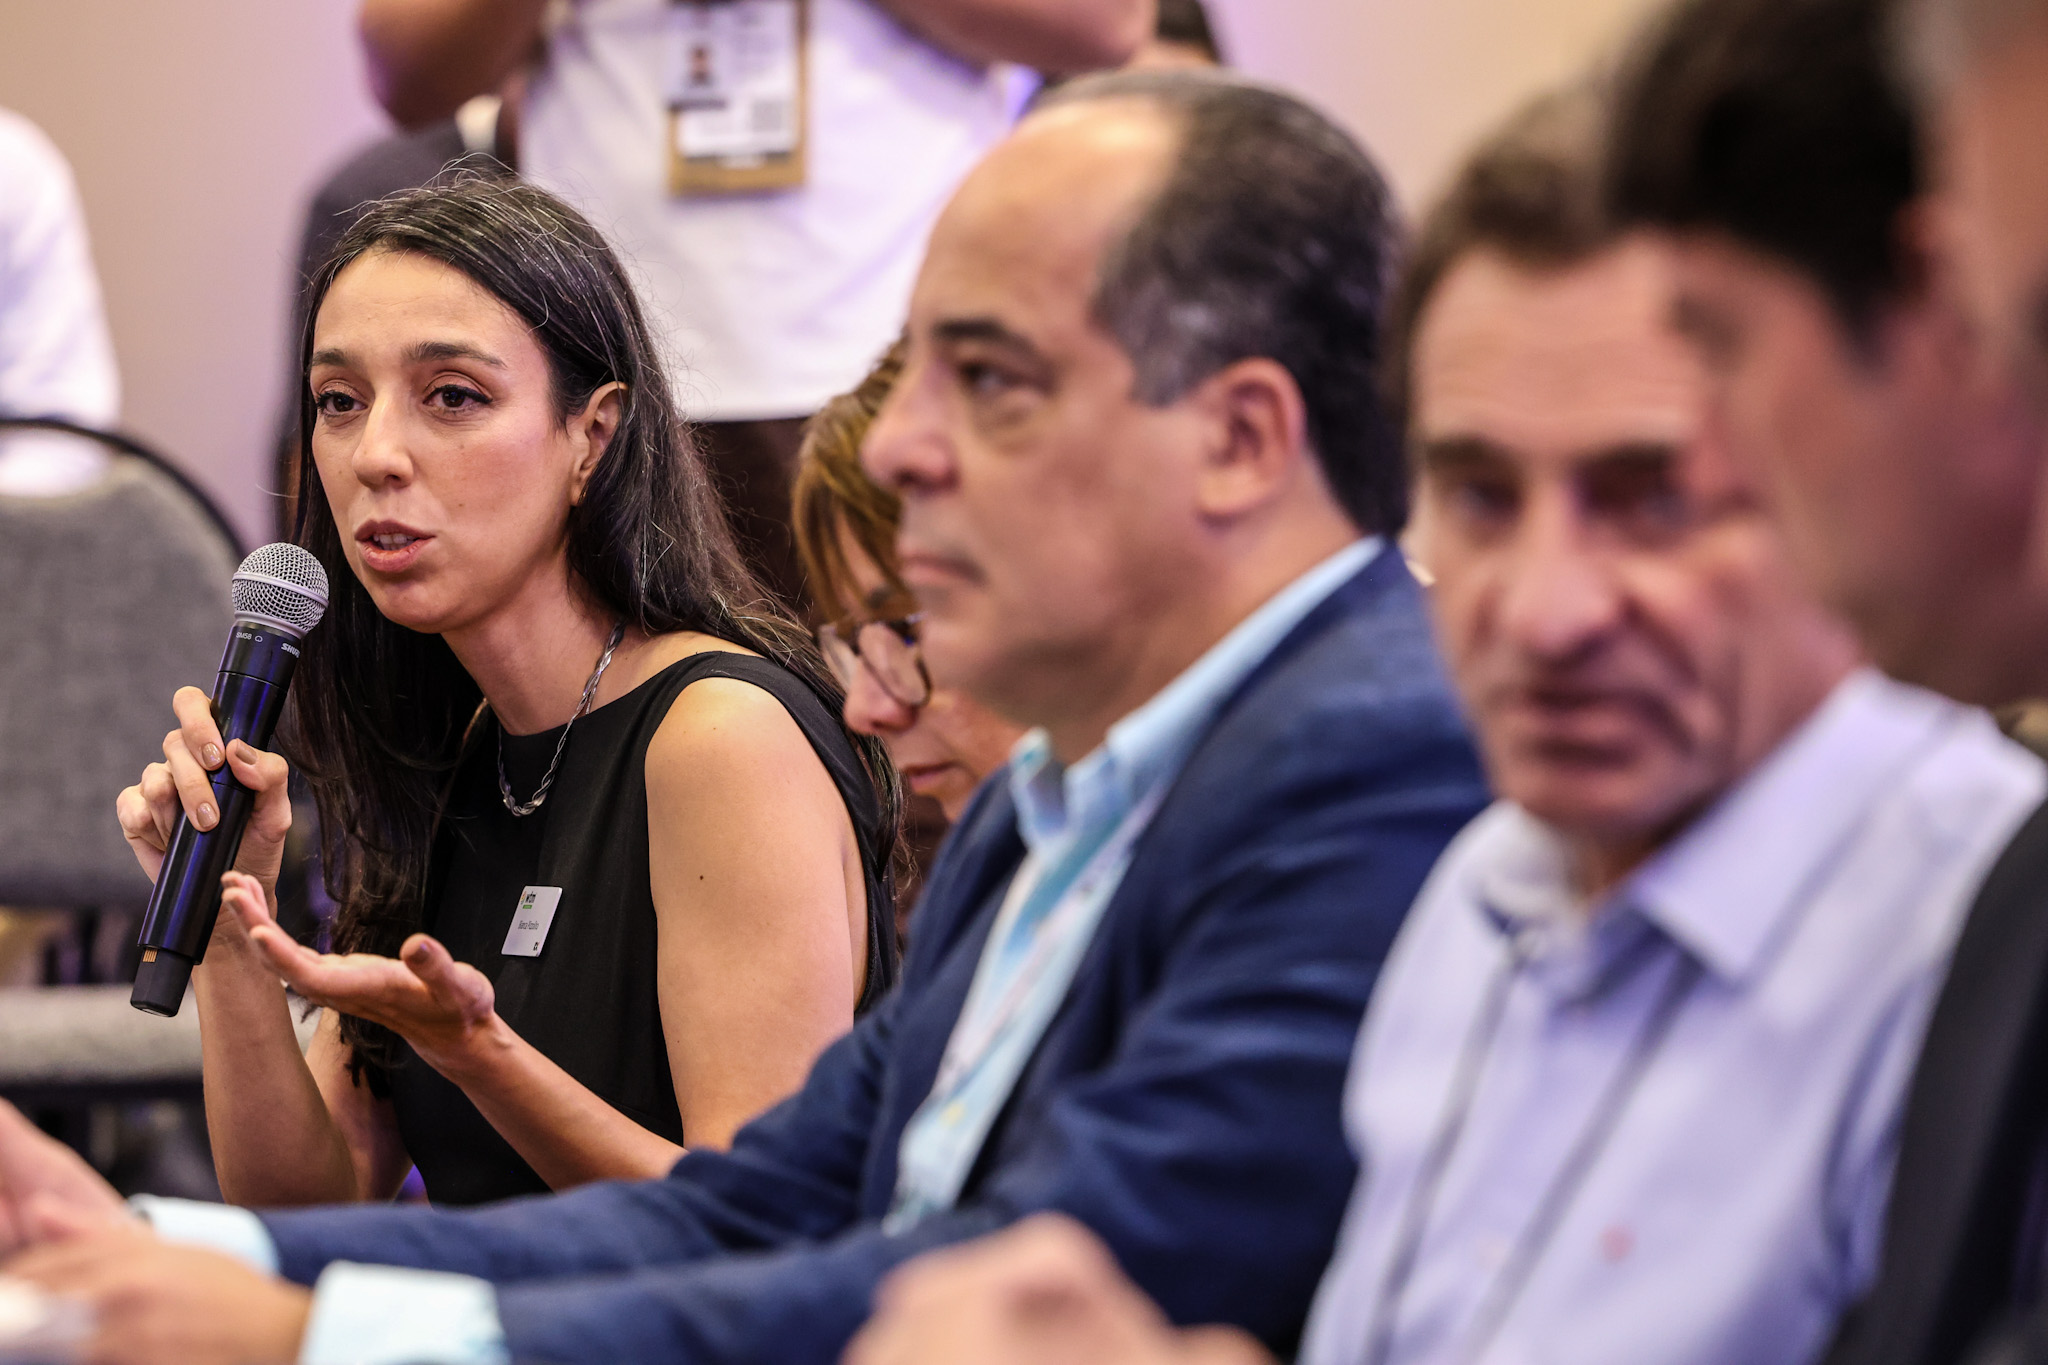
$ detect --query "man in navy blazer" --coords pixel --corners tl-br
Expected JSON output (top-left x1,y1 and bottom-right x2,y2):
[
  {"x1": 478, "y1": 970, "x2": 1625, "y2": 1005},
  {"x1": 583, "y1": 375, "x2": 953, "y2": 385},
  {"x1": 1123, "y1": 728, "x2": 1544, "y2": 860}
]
[{"x1": 0, "y1": 72, "x2": 1487, "y2": 1365}]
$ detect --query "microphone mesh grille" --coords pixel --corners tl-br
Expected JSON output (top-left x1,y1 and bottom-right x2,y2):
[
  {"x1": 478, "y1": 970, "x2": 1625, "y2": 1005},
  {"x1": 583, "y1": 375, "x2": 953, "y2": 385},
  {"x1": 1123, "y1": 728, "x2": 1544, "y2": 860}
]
[{"x1": 231, "y1": 542, "x2": 330, "y2": 635}]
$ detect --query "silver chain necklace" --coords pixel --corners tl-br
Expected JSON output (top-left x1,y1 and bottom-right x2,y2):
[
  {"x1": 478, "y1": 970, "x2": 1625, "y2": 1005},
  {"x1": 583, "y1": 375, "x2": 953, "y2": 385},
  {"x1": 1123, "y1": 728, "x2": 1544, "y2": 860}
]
[{"x1": 496, "y1": 620, "x2": 626, "y2": 817}]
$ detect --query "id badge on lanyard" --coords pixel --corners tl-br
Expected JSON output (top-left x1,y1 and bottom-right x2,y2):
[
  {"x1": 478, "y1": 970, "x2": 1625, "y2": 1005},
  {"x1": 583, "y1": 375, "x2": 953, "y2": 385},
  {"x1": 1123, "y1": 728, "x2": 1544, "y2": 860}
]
[{"x1": 665, "y1": 0, "x2": 809, "y2": 195}]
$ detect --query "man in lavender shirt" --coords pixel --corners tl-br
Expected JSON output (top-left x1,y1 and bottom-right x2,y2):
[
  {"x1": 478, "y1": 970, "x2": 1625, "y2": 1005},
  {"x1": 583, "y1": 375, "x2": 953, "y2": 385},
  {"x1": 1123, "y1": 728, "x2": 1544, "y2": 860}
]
[{"x1": 838, "y1": 87, "x2": 2048, "y2": 1365}]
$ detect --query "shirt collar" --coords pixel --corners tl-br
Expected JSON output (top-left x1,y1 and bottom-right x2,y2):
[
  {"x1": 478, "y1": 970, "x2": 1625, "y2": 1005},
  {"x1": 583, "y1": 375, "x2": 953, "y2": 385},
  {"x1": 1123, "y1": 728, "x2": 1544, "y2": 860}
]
[
  {"x1": 1478, "y1": 669, "x2": 1960, "y2": 987},
  {"x1": 1008, "y1": 538, "x2": 1384, "y2": 857}
]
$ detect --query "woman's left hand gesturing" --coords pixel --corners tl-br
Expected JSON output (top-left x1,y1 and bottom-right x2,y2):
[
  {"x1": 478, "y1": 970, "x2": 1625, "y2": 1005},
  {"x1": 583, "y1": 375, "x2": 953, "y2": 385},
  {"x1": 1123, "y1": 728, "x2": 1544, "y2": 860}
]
[{"x1": 219, "y1": 871, "x2": 508, "y2": 1076}]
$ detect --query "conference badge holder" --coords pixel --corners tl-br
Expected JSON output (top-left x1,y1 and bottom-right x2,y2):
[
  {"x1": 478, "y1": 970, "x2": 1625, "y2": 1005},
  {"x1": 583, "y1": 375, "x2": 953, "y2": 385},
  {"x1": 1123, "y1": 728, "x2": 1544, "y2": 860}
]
[{"x1": 666, "y1": 0, "x2": 808, "y2": 195}]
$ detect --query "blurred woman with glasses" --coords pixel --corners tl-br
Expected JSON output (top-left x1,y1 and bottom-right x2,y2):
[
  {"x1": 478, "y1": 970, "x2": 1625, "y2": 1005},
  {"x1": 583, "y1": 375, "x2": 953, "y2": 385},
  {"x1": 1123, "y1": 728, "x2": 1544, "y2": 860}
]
[{"x1": 795, "y1": 342, "x2": 1023, "y2": 834}]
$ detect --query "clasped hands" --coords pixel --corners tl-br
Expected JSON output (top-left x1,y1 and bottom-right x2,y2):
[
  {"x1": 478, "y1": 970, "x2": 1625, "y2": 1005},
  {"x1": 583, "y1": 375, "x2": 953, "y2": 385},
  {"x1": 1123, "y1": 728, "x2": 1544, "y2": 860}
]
[
  {"x1": 0, "y1": 1101, "x2": 312, "y2": 1365},
  {"x1": 115, "y1": 684, "x2": 510, "y2": 1079}
]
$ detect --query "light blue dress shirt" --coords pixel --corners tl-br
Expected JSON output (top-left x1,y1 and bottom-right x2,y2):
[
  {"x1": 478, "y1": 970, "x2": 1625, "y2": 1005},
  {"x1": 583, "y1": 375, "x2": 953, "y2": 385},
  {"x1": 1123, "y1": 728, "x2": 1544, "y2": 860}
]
[
  {"x1": 889, "y1": 536, "x2": 1381, "y2": 1229},
  {"x1": 133, "y1": 1197, "x2": 507, "y2": 1365},
  {"x1": 140, "y1": 538, "x2": 1382, "y2": 1365},
  {"x1": 1297, "y1": 670, "x2": 2047, "y2": 1365}
]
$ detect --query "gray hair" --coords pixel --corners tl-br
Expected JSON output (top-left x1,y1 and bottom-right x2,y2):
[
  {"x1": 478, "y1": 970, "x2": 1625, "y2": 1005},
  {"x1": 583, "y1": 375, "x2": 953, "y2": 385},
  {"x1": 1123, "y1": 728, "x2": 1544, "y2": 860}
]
[{"x1": 1032, "y1": 70, "x2": 1409, "y2": 535}]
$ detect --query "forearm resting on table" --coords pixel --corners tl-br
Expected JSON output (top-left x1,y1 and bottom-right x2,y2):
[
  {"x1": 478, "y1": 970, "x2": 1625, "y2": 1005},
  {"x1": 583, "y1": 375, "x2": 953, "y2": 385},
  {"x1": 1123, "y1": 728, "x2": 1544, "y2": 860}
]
[
  {"x1": 194, "y1": 952, "x2": 366, "y2": 1208},
  {"x1": 875, "y1": 0, "x2": 1153, "y2": 73},
  {"x1": 433, "y1": 1018, "x2": 687, "y2": 1188},
  {"x1": 359, "y1": 0, "x2": 547, "y2": 127}
]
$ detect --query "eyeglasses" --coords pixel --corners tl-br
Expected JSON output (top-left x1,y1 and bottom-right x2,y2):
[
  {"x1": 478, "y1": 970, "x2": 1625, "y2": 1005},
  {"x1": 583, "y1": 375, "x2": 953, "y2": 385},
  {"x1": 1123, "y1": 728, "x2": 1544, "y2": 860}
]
[{"x1": 818, "y1": 613, "x2": 931, "y2": 708}]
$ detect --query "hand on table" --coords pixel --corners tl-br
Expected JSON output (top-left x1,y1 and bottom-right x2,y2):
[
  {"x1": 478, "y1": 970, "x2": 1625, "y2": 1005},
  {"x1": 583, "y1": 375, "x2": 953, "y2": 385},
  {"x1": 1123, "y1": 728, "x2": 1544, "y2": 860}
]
[
  {"x1": 4, "y1": 1225, "x2": 310, "y2": 1365},
  {"x1": 845, "y1": 1214, "x2": 1275, "y2": 1365},
  {"x1": 220, "y1": 871, "x2": 503, "y2": 1076},
  {"x1": 0, "y1": 1101, "x2": 130, "y2": 1257}
]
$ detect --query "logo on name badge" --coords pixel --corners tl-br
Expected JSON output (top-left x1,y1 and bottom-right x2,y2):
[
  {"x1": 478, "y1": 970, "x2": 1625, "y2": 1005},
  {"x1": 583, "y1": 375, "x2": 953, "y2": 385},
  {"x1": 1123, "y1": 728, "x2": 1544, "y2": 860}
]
[{"x1": 502, "y1": 886, "x2": 563, "y2": 957}]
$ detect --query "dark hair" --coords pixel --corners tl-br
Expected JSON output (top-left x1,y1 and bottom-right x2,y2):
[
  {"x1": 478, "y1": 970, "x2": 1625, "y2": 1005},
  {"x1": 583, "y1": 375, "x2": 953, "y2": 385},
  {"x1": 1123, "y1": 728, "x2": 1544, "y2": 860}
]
[
  {"x1": 286, "y1": 176, "x2": 899, "y2": 1087},
  {"x1": 1035, "y1": 71, "x2": 1408, "y2": 535},
  {"x1": 1607, "y1": 0, "x2": 1922, "y2": 339},
  {"x1": 1155, "y1": 0, "x2": 1225, "y2": 62},
  {"x1": 1387, "y1": 86, "x2": 1615, "y2": 429}
]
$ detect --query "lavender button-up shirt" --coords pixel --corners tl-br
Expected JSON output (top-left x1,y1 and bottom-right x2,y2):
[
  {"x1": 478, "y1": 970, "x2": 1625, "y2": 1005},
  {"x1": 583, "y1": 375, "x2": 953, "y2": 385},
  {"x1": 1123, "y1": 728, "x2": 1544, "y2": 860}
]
[{"x1": 1299, "y1": 671, "x2": 2045, "y2": 1365}]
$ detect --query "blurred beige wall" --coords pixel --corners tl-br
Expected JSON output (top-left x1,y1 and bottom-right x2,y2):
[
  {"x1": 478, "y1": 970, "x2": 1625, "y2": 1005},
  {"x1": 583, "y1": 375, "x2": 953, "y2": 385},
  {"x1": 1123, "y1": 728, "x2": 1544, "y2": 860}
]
[
  {"x1": 1, "y1": 0, "x2": 1663, "y2": 544},
  {"x1": 0, "y1": 0, "x2": 387, "y2": 544}
]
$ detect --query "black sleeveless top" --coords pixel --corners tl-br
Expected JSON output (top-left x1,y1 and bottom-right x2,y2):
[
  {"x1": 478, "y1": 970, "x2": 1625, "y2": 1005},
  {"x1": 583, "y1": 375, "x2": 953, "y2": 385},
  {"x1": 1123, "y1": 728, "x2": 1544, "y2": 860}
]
[{"x1": 388, "y1": 653, "x2": 896, "y2": 1206}]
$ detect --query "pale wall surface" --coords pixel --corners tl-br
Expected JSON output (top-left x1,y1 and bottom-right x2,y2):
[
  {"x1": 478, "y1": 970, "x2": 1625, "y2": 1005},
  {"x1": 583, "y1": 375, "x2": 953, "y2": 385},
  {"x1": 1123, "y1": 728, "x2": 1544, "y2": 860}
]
[
  {"x1": 0, "y1": 0, "x2": 1663, "y2": 544},
  {"x1": 0, "y1": 0, "x2": 388, "y2": 544},
  {"x1": 1206, "y1": 0, "x2": 1664, "y2": 213}
]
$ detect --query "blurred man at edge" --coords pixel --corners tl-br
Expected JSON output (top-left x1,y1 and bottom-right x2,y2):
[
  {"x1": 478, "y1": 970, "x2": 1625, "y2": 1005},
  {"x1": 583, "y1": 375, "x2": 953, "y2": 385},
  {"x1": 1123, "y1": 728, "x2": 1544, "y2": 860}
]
[{"x1": 1606, "y1": 0, "x2": 2048, "y2": 1362}]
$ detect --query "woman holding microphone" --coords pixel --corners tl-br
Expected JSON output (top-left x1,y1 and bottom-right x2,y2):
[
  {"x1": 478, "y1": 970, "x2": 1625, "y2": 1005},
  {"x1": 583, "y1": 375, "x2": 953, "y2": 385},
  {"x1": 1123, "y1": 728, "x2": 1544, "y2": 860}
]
[{"x1": 117, "y1": 177, "x2": 899, "y2": 1207}]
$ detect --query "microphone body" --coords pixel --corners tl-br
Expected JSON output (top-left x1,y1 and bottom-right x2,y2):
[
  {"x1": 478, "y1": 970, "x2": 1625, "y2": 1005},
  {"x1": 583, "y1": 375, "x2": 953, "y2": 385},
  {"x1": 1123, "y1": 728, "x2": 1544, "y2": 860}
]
[{"x1": 132, "y1": 544, "x2": 328, "y2": 1016}]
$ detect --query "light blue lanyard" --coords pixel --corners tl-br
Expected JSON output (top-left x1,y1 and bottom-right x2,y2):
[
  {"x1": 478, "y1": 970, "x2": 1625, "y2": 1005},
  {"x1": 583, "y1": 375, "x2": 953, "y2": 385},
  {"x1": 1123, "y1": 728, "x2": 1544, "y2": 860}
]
[
  {"x1": 942, "y1": 796, "x2": 1137, "y2": 1072},
  {"x1": 887, "y1": 786, "x2": 1163, "y2": 1230}
]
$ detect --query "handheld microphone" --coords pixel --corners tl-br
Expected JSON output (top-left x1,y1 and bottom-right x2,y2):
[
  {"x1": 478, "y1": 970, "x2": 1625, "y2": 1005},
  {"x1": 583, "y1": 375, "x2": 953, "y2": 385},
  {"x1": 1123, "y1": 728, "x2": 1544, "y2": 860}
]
[{"x1": 130, "y1": 543, "x2": 330, "y2": 1016}]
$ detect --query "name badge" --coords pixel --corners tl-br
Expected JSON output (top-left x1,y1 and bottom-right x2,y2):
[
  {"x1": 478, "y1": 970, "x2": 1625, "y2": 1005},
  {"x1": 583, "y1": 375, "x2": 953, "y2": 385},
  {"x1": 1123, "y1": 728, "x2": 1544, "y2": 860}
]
[
  {"x1": 665, "y1": 0, "x2": 809, "y2": 196},
  {"x1": 502, "y1": 886, "x2": 563, "y2": 958}
]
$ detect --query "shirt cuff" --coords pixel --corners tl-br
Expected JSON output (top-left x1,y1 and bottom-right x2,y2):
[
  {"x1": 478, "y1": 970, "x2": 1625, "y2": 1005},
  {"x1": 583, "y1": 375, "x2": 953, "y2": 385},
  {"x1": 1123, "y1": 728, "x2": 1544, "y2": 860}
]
[
  {"x1": 128, "y1": 1196, "x2": 279, "y2": 1275},
  {"x1": 300, "y1": 1262, "x2": 510, "y2": 1365}
]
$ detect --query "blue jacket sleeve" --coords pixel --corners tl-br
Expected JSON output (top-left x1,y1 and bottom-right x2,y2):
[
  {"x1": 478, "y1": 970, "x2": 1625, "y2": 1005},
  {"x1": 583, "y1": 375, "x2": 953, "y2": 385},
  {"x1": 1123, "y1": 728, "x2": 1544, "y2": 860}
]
[
  {"x1": 261, "y1": 985, "x2": 899, "y2": 1285},
  {"x1": 488, "y1": 775, "x2": 1468, "y2": 1365}
]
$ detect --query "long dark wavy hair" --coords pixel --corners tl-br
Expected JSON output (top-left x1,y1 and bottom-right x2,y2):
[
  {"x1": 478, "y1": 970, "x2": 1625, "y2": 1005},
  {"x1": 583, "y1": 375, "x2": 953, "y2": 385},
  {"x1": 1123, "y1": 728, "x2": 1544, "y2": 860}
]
[{"x1": 283, "y1": 175, "x2": 901, "y2": 1088}]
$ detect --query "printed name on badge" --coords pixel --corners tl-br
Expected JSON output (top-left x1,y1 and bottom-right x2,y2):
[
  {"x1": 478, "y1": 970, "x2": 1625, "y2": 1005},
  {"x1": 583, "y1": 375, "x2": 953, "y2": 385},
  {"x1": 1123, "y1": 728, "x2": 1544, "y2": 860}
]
[{"x1": 503, "y1": 886, "x2": 564, "y2": 958}]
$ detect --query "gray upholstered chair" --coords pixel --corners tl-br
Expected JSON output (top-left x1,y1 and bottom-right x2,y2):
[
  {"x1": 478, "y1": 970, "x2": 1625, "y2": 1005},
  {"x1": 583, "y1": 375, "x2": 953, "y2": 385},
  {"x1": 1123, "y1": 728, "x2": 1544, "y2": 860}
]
[
  {"x1": 0, "y1": 421, "x2": 240, "y2": 924},
  {"x1": 0, "y1": 419, "x2": 240, "y2": 1115}
]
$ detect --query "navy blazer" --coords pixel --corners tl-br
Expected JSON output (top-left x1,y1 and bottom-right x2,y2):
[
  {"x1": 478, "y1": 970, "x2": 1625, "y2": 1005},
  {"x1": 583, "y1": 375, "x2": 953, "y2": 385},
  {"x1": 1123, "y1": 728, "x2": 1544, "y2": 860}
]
[{"x1": 260, "y1": 552, "x2": 1489, "y2": 1365}]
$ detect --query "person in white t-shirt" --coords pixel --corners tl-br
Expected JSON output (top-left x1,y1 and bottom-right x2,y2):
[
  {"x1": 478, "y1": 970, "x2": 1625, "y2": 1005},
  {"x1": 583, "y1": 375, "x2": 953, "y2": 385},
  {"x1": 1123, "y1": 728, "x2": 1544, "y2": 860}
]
[
  {"x1": 357, "y1": 0, "x2": 1150, "y2": 608},
  {"x1": 0, "y1": 107, "x2": 120, "y2": 498}
]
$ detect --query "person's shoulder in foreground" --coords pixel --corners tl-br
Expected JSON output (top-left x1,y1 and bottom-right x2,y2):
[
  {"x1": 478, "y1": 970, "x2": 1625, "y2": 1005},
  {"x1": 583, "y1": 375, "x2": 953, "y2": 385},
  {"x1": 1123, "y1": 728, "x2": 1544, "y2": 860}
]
[{"x1": 0, "y1": 105, "x2": 120, "y2": 496}]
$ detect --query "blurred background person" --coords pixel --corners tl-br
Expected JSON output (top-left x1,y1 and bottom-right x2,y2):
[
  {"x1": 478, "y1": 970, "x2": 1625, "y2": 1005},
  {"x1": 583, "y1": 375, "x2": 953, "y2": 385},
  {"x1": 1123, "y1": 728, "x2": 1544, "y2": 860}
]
[
  {"x1": 0, "y1": 106, "x2": 118, "y2": 498},
  {"x1": 117, "y1": 177, "x2": 899, "y2": 1211},
  {"x1": 355, "y1": 0, "x2": 1153, "y2": 611},
  {"x1": 1294, "y1": 81, "x2": 2033, "y2": 1365},
  {"x1": 792, "y1": 339, "x2": 1026, "y2": 924}
]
